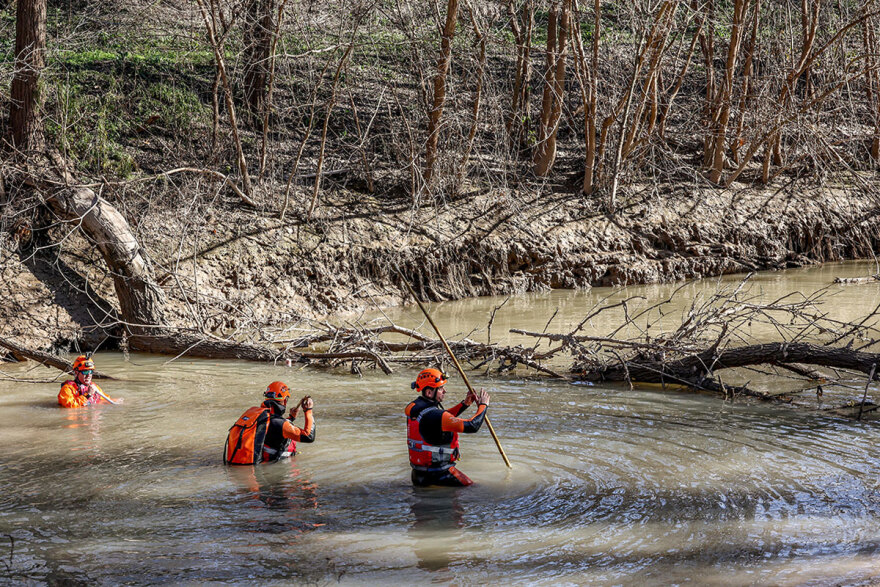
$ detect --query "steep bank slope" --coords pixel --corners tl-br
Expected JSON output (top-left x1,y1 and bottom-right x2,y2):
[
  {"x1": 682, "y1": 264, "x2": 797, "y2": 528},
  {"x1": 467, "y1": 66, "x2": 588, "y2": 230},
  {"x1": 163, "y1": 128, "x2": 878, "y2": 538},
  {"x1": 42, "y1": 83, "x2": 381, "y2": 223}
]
[{"x1": 1, "y1": 185, "x2": 878, "y2": 354}]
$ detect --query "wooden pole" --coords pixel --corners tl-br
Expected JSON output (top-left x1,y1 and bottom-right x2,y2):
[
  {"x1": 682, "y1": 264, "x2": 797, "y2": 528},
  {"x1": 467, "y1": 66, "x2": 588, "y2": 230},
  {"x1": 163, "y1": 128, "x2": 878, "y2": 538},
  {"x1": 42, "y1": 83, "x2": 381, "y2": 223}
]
[
  {"x1": 93, "y1": 388, "x2": 118, "y2": 405},
  {"x1": 401, "y1": 280, "x2": 512, "y2": 468}
]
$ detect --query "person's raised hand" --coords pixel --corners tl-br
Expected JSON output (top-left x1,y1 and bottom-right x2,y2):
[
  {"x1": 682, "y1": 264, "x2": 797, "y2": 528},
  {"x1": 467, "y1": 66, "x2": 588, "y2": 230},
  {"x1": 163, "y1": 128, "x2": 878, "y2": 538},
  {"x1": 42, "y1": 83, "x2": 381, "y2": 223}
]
[
  {"x1": 476, "y1": 388, "x2": 490, "y2": 406},
  {"x1": 465, "y1": 388, "x2": 477, "y2": 406},
  {"x1": 302, "y1": 396, "x2": 314, "y2": 410}
]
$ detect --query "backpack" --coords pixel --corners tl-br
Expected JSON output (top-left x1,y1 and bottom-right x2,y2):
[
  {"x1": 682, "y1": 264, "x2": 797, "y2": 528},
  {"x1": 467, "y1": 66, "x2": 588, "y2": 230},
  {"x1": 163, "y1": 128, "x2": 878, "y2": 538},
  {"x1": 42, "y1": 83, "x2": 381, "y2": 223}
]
[{"x1": 224, "y1": 407, "x2": 271, "y2": 465}]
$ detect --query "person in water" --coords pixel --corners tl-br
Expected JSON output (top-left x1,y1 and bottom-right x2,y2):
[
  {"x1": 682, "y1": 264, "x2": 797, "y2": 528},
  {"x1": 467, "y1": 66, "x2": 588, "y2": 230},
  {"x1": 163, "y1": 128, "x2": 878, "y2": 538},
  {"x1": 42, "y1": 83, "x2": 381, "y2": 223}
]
[
  {"x1": 225, "y1": 381, "x2": 316, "y2": 464},
  {"x1": 57, "y1": 355, "x2": 120, "y2": 408},
  {"x1": 405, "y1": 368, "x2": 490, "y2": 487},
  {"x1": 262, "y1": 381, "x2": 315, "y2": 461}
]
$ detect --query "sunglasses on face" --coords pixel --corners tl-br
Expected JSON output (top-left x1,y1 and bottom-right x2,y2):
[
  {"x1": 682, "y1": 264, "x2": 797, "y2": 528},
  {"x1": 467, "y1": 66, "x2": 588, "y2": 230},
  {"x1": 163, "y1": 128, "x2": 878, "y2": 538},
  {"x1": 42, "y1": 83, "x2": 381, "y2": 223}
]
[{"x1": 80, "y1": 370, "x2": 93, "y2": 376}]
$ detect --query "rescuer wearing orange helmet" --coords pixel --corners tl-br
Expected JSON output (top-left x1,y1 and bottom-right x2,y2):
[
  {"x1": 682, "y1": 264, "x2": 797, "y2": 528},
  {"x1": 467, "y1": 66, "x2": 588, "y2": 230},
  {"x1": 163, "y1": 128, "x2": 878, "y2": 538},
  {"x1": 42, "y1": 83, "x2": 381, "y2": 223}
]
[
  {"x1": 224, "y1": 381, "x2": 315, "y2": 465},
  {"x1": 57, "y1": 354, "x2": 120, "y2": 408},
  {"x1": 405, "y1": 368, "x2": 490, "y2": 487}
]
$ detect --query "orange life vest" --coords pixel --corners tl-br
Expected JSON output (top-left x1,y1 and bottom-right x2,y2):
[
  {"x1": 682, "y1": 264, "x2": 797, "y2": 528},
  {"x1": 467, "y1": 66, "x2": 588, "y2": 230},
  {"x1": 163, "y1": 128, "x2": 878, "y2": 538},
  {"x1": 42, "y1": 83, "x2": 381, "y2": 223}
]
[
  {"x1": 224, "y1": 407, "x2": 271, "y2": 465},
  {"x1": 406, "y1": 401, "x2": 460, "y2": 471},
  {"x1": 58, "y1": 380, "x2": 109, "y2": 408}
]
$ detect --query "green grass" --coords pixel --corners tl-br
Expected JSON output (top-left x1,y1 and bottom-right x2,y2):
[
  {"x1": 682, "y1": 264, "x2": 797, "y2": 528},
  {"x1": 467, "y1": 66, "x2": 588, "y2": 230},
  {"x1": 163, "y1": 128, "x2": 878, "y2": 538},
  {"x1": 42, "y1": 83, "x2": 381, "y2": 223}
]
[{"x1": 44, "y1": 45, "x2": 212, "y2": 177}]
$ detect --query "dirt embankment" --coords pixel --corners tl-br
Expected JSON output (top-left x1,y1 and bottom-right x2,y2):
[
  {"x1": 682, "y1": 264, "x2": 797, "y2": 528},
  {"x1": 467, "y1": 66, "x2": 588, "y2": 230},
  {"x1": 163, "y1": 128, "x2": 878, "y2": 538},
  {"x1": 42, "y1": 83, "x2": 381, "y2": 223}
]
[{"x1": 1, "y1": 185, "x2": 878, "y2": 354}]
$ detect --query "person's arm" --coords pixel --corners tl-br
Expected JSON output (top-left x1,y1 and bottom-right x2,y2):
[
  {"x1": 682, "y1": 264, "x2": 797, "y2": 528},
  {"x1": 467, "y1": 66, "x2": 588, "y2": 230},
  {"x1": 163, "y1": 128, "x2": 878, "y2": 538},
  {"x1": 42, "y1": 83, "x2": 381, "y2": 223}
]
[
  {"x1": 282, "y1": 399, "x2": 315, "y2": 443},
  {"x1": 441, "y1": 404, "x2": 487, "y2": 433},
  {"x1": 447, "y1": 387, "x2": 479, "y2": 416},
  {"x1": 441, "y1": 388, "x2": 489, "y2": 433},
  {"x1": 58, "y1": 383, "x2": 88, "y2": 408},
  {"x1": 447, "y1": 401, "x2": 469, "y2": 417}
]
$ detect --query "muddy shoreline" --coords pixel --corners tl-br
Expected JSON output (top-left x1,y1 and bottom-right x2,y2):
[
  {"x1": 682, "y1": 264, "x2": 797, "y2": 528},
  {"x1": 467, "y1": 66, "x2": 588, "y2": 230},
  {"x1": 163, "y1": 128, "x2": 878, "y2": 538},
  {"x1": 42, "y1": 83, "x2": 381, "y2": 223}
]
[{"x1": 2, "y1": 185, "x2": 878, "y2": 354}]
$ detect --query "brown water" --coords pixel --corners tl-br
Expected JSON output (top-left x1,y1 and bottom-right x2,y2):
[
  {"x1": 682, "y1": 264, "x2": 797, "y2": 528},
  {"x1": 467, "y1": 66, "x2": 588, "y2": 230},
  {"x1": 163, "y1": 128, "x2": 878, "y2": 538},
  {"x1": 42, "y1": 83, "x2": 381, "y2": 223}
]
[{"x1": 2, "y1": 262, "x2": 880, "y2": 585}]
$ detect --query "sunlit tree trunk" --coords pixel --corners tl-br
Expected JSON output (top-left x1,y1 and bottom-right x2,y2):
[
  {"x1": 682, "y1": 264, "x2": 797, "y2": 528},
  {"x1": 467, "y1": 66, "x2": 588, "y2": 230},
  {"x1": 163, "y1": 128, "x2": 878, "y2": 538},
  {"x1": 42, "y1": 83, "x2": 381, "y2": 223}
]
[
  {"x1": 534, "y1": 0, "x2": 571, "y2": 177},
  {"x1": 698, "y1": 0, "x2": 716, "y2": 168},
  {"x1": 458, "y1": 4, "x2": 487, "y2": 181},
  {"x1": 572, "y1": 0, "x2": 601, "y2": 195},
  {"x1": 423, "y1": 0, "x2": 460, "y2": 184},
  {"x1": 707, "y1": 0, "x2": 751, "y2": 184},
  {"x1": 658, "y1": 7, "x2": 703, "y2": 140},
  {"x1": 195, "y1": 0, "x2": 253, "y2": 198},
  {"x1": 620, "y1": 0, "x2": 678, "y2": 160},
  {"x1": 730, "y1": 0, "x2": 760, "y2": 165}
]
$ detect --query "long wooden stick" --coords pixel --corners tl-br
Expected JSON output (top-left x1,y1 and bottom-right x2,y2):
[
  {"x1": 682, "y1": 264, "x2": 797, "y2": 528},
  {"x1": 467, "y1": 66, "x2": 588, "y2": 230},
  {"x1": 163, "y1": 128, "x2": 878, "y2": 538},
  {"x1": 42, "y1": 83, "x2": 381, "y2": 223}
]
[
  {"x1": 402, "y1": 281, "x2": 512, "y2": 468},
  {"x1": 93, "y1": 387, "x2": 118, "y2": 405}
]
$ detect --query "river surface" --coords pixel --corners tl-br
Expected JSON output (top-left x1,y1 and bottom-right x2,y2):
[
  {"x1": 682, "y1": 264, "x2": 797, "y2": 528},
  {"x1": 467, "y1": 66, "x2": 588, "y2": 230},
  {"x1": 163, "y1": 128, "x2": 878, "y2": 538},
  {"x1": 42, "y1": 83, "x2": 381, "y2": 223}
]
[{"x1": 2, "y1": 262, "x2": 880, "y2": 585}]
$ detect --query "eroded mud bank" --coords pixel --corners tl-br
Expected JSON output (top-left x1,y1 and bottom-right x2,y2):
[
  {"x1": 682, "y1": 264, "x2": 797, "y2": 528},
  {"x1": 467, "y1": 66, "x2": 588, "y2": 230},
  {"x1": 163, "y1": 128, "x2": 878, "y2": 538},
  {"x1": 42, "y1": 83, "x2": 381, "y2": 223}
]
[{"x1": 2, "y1": 186, "x2": 878, "y2": 353}]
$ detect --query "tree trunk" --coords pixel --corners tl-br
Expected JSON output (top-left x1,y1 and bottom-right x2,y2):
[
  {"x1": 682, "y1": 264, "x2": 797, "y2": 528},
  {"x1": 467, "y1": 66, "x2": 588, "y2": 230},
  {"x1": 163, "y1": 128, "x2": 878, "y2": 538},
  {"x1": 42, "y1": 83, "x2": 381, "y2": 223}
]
[
  {"x1": 45, "y1": 152, "x2": 167, "y2": 334},
  {"x1": 195, "y1": 0, "x2": 254, "y2": 199},
  {"x1": 243, "y1": 0, "x2": 277, "y2": 127},
  {"x1": 506, "y1": 0, "x2": 533, "y2": 148},
  {"x1": 708, "y1": 0, "x2": 750, "y2": 184},
  {"x1": 730, "y1": 0, "x2": 760, "y2": 165},
  {"x1": 583, "y1": 342, "x2": 880, "y2": 386},
  {"x1": 9, "y1": 0, "x2": 46, "y2": 152},
  {"x1": 699, "y1": 0, "x2": 716, "y2": 168},
  {"x1": 534, "y1": 0, "x2": 570, "y2": 177},
  {"x1": 862, "y1": 8, "x2": 880, "y2": 162},
  {"x1": 585, "y1": 0, "x2": 600, "y2": 194},
  {"x1": 423, "y1": 0, "x2": 460, "y2": 184},
  {"x1": 458, "y1": 5, "x2": 487, "y2": 182},
  {"x1": 571, "y1": 0, "x2": 600, "y2": 195}
]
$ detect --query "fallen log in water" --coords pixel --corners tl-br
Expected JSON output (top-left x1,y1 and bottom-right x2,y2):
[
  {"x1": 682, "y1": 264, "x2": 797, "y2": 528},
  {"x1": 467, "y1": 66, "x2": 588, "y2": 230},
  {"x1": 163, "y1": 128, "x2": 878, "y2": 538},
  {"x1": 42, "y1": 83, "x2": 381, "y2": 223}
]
[
  {"x1": 510, "y1": 274, "x2": 880, "y2": 418},
  {"x1": 0, "y1": 336, "x2": 114, "y2": 379}
]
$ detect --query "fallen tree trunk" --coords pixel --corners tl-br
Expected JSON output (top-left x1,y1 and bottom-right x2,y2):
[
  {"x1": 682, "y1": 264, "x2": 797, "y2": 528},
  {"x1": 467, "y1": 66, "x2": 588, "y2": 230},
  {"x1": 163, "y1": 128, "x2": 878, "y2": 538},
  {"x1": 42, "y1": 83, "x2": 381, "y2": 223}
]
[
  {"x1": 0, "y1": 336, "x2": 114, "y2": 379},
  {"x1": 43, "y1": 151, "x2": 167, "y2": 336},
  {"x1": 35, "y1": 152, "x2": 288, "y2": 361},
  {"x1": 585, "y1": 342, "x2": 880, "y2": 384}
]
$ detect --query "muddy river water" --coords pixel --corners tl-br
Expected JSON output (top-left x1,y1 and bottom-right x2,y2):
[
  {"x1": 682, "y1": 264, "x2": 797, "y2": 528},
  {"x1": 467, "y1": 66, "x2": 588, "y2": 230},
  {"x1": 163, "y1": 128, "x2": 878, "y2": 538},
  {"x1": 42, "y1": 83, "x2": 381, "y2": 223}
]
[{"x1": 2, "y1": 262, "x2": 880, "y2": 585}]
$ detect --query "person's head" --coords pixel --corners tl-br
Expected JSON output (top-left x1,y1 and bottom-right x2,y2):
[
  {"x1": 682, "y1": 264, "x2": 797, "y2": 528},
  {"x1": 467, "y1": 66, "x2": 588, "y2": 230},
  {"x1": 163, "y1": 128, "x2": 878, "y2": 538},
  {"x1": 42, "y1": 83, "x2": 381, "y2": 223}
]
[
  {"x1": 264, "y1": 381, "x2": 291, "y2": 407},
  {"x1": 412, "y1": 368, "x2": 448, "y2": 403},
  {"x1": 72, "y1": 355, "x2": 95, "y2": 385}
]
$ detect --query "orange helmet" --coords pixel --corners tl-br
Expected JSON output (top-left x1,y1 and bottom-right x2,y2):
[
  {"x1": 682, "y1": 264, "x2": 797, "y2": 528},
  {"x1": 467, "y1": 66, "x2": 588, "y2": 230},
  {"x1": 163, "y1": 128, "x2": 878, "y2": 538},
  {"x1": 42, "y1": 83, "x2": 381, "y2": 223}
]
[
  {"x1": 412, "y1": 368, "x2": 448, "y2": 393},
  {"x1": 72, "y1": 355, "x2": 95, "y2": 372},
  {"x1": 264, "y1": 381, "x2": 290, "y2": 404}
]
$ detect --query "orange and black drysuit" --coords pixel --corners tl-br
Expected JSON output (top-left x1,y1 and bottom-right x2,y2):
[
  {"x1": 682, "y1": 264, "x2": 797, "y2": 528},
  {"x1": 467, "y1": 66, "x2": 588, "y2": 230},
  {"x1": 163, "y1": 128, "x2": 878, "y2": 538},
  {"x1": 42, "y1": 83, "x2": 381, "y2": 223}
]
[
  {"x1": 261, "y1": 399, "x2": 315, "y2": 462},
  {"x1": 57, "y1": 380, "x2": 112, "y2": 408},
  {"x1": 405, "y1": 396, "x2": 488, "y2": 487}
]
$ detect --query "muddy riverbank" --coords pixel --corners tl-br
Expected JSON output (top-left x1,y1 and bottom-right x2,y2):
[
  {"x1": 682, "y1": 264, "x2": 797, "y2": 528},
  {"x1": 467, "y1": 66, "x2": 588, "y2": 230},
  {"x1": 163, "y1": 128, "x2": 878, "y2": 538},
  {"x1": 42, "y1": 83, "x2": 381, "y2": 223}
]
[{"x1": 1, "y1": 184, "x2": 878, "y2": 354}]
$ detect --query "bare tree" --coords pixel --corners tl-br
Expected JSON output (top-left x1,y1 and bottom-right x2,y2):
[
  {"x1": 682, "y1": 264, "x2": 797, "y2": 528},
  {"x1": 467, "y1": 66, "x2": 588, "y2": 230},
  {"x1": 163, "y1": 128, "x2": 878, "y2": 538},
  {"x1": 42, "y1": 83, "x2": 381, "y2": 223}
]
[
  {"x1": 506, "y1": 0, "x2": 534, "y2": 148},
  {"x1": 243, "y1": 0, "x2": 278, "y2": 126},
  {"x1": 195, "y1": 0, "x2": 254, "y2": 199},
  {"x1": 706, "y1": 0, "x2": 752, "y2": 184},
  {"x1": 534, "y1": 0, "x2": 571, "y2": 177},
  {"x1": 423, "y1": 0, "x2": 460, "y2": 184}
]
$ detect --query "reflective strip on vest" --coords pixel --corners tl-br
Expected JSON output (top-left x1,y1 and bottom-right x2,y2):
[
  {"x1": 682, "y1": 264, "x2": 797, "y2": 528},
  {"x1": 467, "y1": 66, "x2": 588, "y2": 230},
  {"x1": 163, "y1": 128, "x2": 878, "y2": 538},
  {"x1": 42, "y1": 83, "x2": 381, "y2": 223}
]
[{"x1": 408, "y1": 439, "x2": 454, "y2": 456}]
